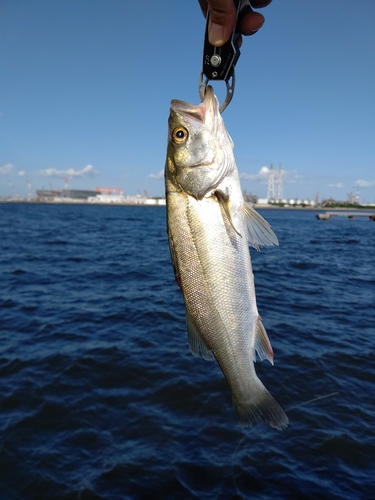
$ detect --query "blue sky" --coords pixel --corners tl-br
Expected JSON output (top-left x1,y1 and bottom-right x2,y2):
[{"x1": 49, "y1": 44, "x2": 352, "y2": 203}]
[{"x1": 1, "y1": 0, "x2": 374, "y2": 202}]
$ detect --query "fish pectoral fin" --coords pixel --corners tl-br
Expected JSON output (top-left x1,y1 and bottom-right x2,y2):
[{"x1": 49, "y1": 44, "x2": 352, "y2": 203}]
[
  {"x1": 255, "y1": 317, "x2": 274, "y2": 365},
  {"x1": 186, "y1": 311, "x2": 215, "y2": 361},
  {"x1": 243, "y1": 203, "x2": 279, "y2": 250},
  {"x1": 215, "y1": 190, "x2": 242, "y2": 238}
]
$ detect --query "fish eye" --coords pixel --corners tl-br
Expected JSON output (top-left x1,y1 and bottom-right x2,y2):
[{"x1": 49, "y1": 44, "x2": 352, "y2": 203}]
[{"x1": 172, "y1": 126, "x2": 188, "y2": 144}]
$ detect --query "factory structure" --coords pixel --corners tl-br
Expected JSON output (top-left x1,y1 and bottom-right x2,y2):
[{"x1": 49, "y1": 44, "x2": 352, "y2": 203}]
[
  {"x1": 5, "y1": 166, "x2": 366, "y2": 207},
  {"x1": 33, "y1": 170, "x2": 315, "y2": 207},
  {"x1": 35, "y1": 187, "x2": 165, "y2": 205},
  {"x1": 257, "y1": 164, "x2": 317, "y2": 206},
  {"x1": 267, "y1": 164, "x2": 284, "y2": 201}
]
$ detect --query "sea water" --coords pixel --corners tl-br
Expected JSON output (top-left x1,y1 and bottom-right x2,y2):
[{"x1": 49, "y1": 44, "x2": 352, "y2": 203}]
[{"x1": 0, "y1": 203, "x2": 374, "y2": 499}]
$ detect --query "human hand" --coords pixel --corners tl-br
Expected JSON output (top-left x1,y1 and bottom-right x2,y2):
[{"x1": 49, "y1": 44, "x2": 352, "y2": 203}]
[{"x1": 198, "y1": 0, "x2": 272, "y2": 47}]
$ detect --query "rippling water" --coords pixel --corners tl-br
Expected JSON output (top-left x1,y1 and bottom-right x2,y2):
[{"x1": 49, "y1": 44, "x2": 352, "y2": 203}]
[{"x1": 0, "y1": 203, "x2": 374, "y2": 499}]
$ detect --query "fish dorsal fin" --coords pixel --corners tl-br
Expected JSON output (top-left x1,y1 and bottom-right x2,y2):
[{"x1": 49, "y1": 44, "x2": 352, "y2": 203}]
[
  {"x1": 243, "y1": 203, "x2": 279, "y2": 250},
  {"x1": 215, "y1": 190, "x2": 242, "y2": 238},
  {"x1": 255, "y1": 317, "x2": 274, "y2": 365},
  {"x1": 186, "y1": 311, "x2": 215, "y2": 361}
]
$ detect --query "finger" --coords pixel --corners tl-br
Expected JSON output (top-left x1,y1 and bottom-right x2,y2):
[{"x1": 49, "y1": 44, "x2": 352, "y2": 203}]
[
  {"x1": 199, "y1": 1, "x2": 268, "y2": 46},
  {"x1": 206, "y1": 0, "x2": 237, "y2": 46},
  {"x1": 199, "y1": 0, "x2": 273, "y2": 15},
  {"x1": 238, "y1": 6, "x2": 265, "y2": 36},
  {"x1": 198, "y1": 0, "x2": 208, "y2": 17},
  {"x1": 250, "y1": 0, "x2": 272, "y2": 8}
]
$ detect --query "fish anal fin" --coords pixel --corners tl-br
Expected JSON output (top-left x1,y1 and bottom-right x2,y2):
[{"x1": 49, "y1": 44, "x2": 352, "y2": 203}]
[
  {"x1": 186, "y1": 311, "x2": 215, "y2": 361},
  {"x1": 255, "y1": 317, "x2": 274, "y2": 365},
  {"x1": 243, "y1": 203, "x2": 279, "y2": 250}
]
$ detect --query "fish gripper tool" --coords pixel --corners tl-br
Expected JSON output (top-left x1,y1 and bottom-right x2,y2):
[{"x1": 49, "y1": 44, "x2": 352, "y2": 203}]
[{"x1": 199, "y1": 0, "x2": 246, "y2": 113}]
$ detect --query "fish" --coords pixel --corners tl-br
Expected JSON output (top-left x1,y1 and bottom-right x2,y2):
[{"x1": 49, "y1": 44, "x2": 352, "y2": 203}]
[{"x1": 164, "y1": 86, "x2": 288, "y2": 430}]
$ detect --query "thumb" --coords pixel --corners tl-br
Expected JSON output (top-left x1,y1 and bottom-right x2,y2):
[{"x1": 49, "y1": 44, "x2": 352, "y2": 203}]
[{"x1": 207, "y1": 1, "x2": 237, "y2": 46}]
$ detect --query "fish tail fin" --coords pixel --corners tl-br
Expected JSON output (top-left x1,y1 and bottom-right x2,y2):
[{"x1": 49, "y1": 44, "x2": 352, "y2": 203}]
[{"x1": 233, "y1": 380, "x2": 289, "y2": 431}]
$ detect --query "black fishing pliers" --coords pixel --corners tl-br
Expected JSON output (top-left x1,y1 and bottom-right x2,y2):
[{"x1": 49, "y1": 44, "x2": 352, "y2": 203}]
[{"x1": 199, "y1": 0, "x2": 248, "y2": 113}]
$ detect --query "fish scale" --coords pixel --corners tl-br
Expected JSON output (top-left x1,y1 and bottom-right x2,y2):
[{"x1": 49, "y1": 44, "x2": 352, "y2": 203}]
[{"x1": 183, "y1": 195, "x2": 258, "y2": 392}]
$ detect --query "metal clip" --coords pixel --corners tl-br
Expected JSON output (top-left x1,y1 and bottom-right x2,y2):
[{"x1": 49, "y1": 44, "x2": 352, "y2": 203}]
[
  {"x1": 199, "y1": 0, "x2": 244, "y2": 113},
  {"x1": 199, "y1": 71, "x2": 235, "y2": 114}
]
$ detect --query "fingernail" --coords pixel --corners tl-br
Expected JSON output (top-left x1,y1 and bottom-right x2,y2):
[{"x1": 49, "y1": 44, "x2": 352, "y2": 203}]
[{"x1": 208, "y1": 22, "x2": 225, "y2": 46}]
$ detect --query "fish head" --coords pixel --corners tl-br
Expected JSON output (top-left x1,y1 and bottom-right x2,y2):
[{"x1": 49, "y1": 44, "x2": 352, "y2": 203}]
[{"x1": 166, "y1": 86, "x2": 234, "y2": 200}]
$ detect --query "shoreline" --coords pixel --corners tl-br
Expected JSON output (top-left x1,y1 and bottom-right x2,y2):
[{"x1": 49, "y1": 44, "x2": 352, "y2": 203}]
[{"x1": 1, "y1": 199, "x2": 374, "y2": 211}]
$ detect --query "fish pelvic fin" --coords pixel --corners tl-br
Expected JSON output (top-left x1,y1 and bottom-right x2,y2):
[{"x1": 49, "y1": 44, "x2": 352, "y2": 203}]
[
  {"x1": 186, "y1": 311, "x2": 215, "y2": 361},
  {"x1": 255, "y1": 317, "x2": 274, "y2": 365},
  {"x1": 243, "y1": 203, "x2": 279, "y2": 250},
  {"x1": 233, "y1": 380, "x2": 289, "y2": 431}
]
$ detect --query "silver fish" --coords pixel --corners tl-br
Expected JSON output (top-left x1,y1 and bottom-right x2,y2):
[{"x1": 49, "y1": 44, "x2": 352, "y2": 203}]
[{"x1": 165, "y1": 86, "x2": 288, "y2": 430}]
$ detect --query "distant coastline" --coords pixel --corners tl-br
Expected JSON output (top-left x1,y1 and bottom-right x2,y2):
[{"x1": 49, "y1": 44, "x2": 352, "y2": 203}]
[{"x1": 1, "y1": 198, "x2": 375, "y2": 211}]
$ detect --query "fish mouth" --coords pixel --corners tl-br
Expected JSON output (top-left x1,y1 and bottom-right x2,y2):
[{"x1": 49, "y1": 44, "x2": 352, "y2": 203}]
[{"x1": 171, "y1": 86, "x2": 217, "y2": 123}]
